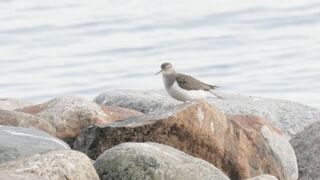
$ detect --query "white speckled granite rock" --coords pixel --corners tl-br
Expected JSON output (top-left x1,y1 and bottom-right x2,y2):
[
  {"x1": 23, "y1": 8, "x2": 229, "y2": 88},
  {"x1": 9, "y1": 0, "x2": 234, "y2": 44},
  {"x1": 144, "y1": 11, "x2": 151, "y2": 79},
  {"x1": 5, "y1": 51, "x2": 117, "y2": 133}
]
[
  {"x1": 207, "y1": 93, "x2": 320, "y2": 138},
  {"x1": 94, "y1": 89, "x2": 320, "y2": 137},
  {"x1": 94, "y1": 89, "x2": 177, "y2": 114}
]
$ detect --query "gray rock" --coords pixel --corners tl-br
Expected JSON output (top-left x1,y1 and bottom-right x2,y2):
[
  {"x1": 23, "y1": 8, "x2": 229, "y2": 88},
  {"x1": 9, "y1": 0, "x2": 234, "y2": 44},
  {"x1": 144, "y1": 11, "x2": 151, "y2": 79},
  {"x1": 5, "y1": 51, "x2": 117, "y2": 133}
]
[
  {"x1": 0, "y1": 125, "x2": 69, "y2": 164},
  {"x1": 247, "y1": 174, "x2": 278, "y2": 180},
  {"x1": 94, "y1": 89, "x2": 320, "y2": 137},
  {"x1": 290, "y1": 120, "x2": 320, "y2": 180},
  {"x1": 208, "y1": 93, "x2": 320, "y2": 138},
  {"x1": 94, "y1": 142, "x2": 230, "y2": 180},
  {"x1": 94, "y1": 89, "x2": 177, "y2": 114},
  {"x1": 0, "y1": 150, "x2": 99, "y2": 180},
  {"x1": 0, "y1": 98, "x2": 33, "y2": 110}
]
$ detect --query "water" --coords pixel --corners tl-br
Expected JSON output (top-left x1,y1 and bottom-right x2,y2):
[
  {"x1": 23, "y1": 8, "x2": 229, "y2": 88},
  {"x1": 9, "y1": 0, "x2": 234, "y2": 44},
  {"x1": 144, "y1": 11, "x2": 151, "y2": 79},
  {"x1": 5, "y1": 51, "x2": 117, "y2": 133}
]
[{"x1": 0, "y1": 0, "x2": 319, "y2": 108}]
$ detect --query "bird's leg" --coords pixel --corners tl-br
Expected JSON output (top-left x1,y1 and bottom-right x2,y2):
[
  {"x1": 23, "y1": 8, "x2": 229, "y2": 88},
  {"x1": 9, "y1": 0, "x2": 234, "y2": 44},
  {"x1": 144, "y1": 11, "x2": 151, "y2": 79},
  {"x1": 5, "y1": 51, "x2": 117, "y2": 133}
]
[{"x1": 209, "y1": 90, "x2": 224, "y2": 99}]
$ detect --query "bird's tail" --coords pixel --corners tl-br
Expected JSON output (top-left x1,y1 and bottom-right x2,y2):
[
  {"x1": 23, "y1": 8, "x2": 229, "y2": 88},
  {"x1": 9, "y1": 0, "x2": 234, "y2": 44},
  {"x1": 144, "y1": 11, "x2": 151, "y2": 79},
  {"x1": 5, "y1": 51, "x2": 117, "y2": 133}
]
[
  {"x1": 202, "y1": 82, "x2": 219, "y2": 90},
  {"x1": 209, "y1": 85, "x2": 219, "y2": 89},
  {"x1": 209, "y1": 90, "x2": 224, "y2": 99}
]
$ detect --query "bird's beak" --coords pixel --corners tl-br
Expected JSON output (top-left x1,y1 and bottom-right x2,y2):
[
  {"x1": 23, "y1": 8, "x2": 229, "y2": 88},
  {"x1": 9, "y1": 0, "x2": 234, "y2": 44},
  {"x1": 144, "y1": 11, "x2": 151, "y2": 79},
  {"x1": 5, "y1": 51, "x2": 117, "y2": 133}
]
[{"x1": 155, "y1": 70, "x2": 162, "y2": 75}]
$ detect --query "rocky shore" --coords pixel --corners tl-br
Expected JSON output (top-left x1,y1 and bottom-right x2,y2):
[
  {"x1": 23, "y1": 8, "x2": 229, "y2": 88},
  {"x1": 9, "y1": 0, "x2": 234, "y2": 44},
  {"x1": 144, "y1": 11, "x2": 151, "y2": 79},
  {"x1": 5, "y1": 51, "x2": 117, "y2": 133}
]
[{"x1": 0, "y1": 90, "x2": 319, "y2": 180}]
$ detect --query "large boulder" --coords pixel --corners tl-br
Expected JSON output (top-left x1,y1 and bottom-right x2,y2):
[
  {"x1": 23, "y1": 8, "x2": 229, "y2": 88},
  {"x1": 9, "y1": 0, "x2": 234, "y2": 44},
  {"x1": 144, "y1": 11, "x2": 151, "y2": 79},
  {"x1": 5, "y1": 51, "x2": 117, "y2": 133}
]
[
  {"x1": 0, "y1": 109, "x2": 55, "y2": 136},
  {"x1": 94, "y1": 90, "x2": 320, "y2": 137},
  {"x1": 19, "y1": 96, "x2": 111, "y2": 142},
  {"x1": 208, "y1": 93, "x2": 319, "y2": 138},
  {"x1": 0, "y1": 98, "x2": 33, "y2": 110},
  {"x1": 290, "y1": 120, "x2": 320, "y2": 180},
  {"x1": 0, "y1": 150, "x2": 99, "y2": 180},
  {"x1": 94, "y1": 90, "x2": 177, "y2": 114},
  {"x1": 74, "y1": 100, "x2": 297, "y2": 180},
  {"x1": 94, "y1": 142, "x2": 230, "y2": 180},
  {"x1": 0, "y1": 125, "x2": 69, "y2": 164}
]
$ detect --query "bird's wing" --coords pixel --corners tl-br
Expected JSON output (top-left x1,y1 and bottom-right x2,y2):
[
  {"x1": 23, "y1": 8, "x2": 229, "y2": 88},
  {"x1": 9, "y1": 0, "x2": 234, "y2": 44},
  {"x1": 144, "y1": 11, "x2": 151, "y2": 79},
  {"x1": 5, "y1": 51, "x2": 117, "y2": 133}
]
[{"x1": 176, "y1": 73, "x2": 218, "y2": 91}]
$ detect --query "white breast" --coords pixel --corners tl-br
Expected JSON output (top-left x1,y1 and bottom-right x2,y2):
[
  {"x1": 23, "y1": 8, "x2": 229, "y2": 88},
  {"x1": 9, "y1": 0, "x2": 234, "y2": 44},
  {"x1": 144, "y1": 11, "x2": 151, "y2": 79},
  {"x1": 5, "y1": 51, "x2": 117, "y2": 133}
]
[{"x1": 165, "y1": 81, "x2": 205, "y2": 102}]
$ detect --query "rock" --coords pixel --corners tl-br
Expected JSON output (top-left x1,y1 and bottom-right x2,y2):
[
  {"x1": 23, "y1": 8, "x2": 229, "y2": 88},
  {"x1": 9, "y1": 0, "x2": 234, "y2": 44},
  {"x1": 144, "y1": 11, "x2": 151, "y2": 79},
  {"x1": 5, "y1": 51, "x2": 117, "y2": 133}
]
[
  {"x1": 74, "y1": 100, "x2": 297, "y2": 180},
  {"x1": 93, "y1": 90, "x2": 320, "y2": 137},
  {"x1": 247, "y1": 174, "x2": 279, "y2": 180},
  {"x1": 259, "y1": 124, "x2": 297, "y2": 180},
  {"x1": 208, "y1": 94, "x2": 319, "y2": 138},
  {"x1": 94, "y1": 89, "x2": 177, "y2": 114},
  {"x1": 0, "y1": 109, "x2": 55, "y2": 136},
  {"x1": 0, "y1": 125, "x2": 69, "y2": 164},
  {"x1": 94, "y1": 142, "x2": 230, "y2": 180},
  {"x1": 100, "y1": 105, "x2": 144, "y2": 121},
  {"x1": 0, "y1": 172, "x2": 48, "y2": 180},
  {"x1": 19, "y1": 96, "x2": 111, "y2": 142},
  {"x1": 0, "y1": 150, "x2": 99, "y2": 180},
  {"x1": 0, "y1": 98, "x2": 33, "y2": 110},
  {"x1": 290, "y1": 120, "x2": 320, "y2": 180}
]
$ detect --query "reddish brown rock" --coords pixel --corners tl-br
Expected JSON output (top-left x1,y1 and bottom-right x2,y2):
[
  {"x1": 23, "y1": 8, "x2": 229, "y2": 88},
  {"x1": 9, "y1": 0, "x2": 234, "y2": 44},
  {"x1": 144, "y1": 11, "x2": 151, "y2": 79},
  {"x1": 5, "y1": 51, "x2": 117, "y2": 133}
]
[
  {"x1": 19, "y1": 96, "x2": 111, "y2": 142},
  {"x1": 74, "y1": 100, "x2": 297, "y2": 180},
  {"x1": 100, "y1": 105, "x2": 144, "y2": 121},
  {"x1": 0, "y1": 109, "x2": 55, "y2": 136},
  {"x1": 18, "y1": 104, "x2": 42, "y2": 115}
]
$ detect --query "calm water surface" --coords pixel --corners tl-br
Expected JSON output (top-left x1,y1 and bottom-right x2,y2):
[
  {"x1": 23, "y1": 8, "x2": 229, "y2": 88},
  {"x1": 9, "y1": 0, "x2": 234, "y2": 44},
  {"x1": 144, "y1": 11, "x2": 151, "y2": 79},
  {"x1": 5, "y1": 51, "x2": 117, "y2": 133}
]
[{"x1": 0, "y1": 0, "x2": 320, "y2": 108}]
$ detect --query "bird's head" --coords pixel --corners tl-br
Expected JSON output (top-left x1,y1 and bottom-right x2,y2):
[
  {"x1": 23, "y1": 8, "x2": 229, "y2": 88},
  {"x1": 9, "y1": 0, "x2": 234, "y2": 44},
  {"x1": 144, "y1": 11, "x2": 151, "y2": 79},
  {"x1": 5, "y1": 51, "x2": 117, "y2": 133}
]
[{"x1": 155, "y1": 62, "x2": 175, "y2": 75}]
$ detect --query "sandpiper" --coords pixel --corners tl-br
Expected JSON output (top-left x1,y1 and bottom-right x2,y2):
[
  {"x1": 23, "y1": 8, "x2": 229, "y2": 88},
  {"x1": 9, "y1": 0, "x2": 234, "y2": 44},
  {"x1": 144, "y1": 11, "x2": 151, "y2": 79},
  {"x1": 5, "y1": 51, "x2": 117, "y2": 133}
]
[{"x1": 155, "y1": 62, "x2": 223, "y2": 102}]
